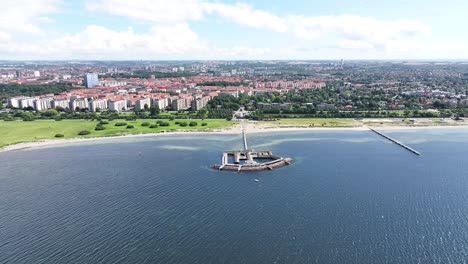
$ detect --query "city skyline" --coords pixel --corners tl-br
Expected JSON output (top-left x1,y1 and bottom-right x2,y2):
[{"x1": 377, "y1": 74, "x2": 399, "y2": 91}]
[{"x1": 1, "y1": 0, "x2": 468, "y2": 60}]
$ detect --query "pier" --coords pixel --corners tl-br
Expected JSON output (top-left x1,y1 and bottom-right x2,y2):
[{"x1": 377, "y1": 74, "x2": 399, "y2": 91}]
[
  {"x1": 368, "y1": 127, "x2": 420, "y2": 156},
  {"x1": 212, "y1": 121, "x2": 292, "y2": 172}
]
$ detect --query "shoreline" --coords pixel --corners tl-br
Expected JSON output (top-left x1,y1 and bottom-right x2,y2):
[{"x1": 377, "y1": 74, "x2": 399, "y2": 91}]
[{"x1": 1, "y1": 124, "x2": 467, "y2": 153}]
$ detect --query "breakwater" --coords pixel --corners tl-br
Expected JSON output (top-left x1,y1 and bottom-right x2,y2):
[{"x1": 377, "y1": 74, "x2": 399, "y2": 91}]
[{"x1": 369, "y1": 127, "x2": 421, "y2": 156}]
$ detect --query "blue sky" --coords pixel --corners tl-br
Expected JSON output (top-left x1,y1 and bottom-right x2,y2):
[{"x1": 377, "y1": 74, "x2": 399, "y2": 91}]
[{"x1": 0, "y1": 0, "x2": 467, "y2": 60}]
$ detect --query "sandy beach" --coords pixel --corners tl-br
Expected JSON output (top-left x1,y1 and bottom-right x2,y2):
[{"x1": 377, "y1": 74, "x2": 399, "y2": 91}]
[{"x1": 1, "y1": 122, "x2": 467, "y2": 153}]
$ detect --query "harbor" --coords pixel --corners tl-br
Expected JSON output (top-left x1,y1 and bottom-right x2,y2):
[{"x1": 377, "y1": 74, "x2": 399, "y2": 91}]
[{"x1": 212, "y1": 122, "x2": 292, "y2": 172}]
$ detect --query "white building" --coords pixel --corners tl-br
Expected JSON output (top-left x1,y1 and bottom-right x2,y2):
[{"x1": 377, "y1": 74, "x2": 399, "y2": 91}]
[
  {"x1": 33, "y1": 71, "x2": 41, "y2": 77},
  {"x1": 99, "y1": 80, "x2": 127, "y2": 87},
  {"x1": 109, "y1": 100, "x2": 127, "y2": 112},
  {"x1": 172, "y1": 97, "x2": 192, "y2": 111},
  {"x1": 90, "y1": 99, "x2": 108, "y2": 112},
  {"x1": 152, "y1": 98, "x2": 169, "y2": 110},
  {"x1": 135, "y1": 98, "x2": 151, "y2": 111},
  {"x1": 191, "y1": 96, "x2": 211, "y2": 111},
  {"x1": 8, "y1": 97, "x2": 22, "y2": 108},
  {"x1": 20, "y1": 98, "x2": 35, "y2": 109},
  {"x1": 70, "y1": 98, "x2": 89, "y2": 111},
  {"x1": 83, "y1": 73, "x2": 99, "y2": 88},
  {"x1": 33, "y1": 98, "x2": 53, "y2": 111},
  {"x1": 52, "y1": 99, "x2": 69, "y2": 110}
]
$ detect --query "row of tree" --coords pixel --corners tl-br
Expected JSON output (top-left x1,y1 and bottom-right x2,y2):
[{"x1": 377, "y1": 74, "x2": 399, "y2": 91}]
[{"x1": 0, "y1": 83, "x2": 73, "y2": 100}]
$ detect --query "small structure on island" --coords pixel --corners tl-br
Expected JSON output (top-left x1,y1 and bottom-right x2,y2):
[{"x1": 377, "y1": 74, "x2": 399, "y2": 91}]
[{"x1": 212, "y1": 123, "x2": 292, "y2": 172}]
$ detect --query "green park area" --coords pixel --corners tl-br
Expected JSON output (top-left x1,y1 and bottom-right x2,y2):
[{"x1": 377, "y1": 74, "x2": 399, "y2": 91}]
[{"x1": 0, "y1": 119, "x2": 234, "y2": 148}]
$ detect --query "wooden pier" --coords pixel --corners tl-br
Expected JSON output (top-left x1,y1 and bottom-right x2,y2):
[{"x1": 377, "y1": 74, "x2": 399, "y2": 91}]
[{"x1": 368, "y1": 127, "x2": 420, "y2": 156}]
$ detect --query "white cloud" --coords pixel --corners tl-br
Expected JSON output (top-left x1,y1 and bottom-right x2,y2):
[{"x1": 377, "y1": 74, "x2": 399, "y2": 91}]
[
  {"x1": 335, "y1": 40, "x2": 376, "y2": 51},
  {"x1": 0, "y1": 22, "x2": 273, "y2": 60},
  {"x1": 86, "y1": 0, "x2": 205, "y2": 23},
  {"x1": 86, "y1": 0, "x2": 431, "y2": 55},
  {"x1": 40, "y1": 23, "x2": 207, "y2": 59},
  {"x1": 211, "y1": 46, "x2": 272, "y2": 58},
  {"x1": 203, "y1": 2, "x2": 288, "y2": 32},
  {"x1": 0, "y1": 0, "x2": 442, "y2": 59},
  {"x1": 0, "y1": 23, "x2": 270, "y2": 59},
  {"x1": 0, "y1": 31, "x2": 12, "y2": 43},
  {"x1": 0, "y1": 0, "x2": 61, "y2": 34},
  {"x1": 289, "y1": 15, "x2": 430, "y2": 46}
]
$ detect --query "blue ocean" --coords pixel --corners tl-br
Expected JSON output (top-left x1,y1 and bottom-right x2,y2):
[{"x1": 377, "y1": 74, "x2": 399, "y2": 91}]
[{"x1": 1, "y1": 128, "x2": 468, "y2": 263}]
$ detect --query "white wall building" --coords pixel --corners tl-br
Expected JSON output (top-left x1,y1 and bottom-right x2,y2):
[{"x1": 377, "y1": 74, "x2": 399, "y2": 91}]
[
  {"x1": 99, "y1": 80, "x2": 127, "y2": 87},
  {"x1": 109, "y1": 100, "x2": 127, "y2": 112},
  {"x1": 191, "y1": 96, "x2": 211, "y2": 111},
  {"x1": 135, "y1": 98, "x2": 151, "y2": 111},
  {"x1": 152, "y1": 98, "x2": 169, "y2": 110},
  {"x1": 83, "y1": 73, "x2": 99, "y2": 88},
  {"x1": 8, "y1": 97, "x2": 22, "y2": 108},
  {"x1": 20, "y1": 98, "x2": 35, "y2": 109},
  {"x1": 52, "y1": 99, "x2": 69, "y2": 109},
  {"x1": 33, "y1": 98, "x2": 53, "y2": 111},
  {"x1": 90, "y1": 99, "x2": 108, "y2": 112},
  {"x1": 70, "y1": 98, "x2": 89, "y2": 111}
]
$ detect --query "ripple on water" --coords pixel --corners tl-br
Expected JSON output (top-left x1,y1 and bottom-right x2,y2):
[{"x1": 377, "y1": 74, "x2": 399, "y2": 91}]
[{"x1": 1, "y1": 130, "x2": 468, "y2": 263}]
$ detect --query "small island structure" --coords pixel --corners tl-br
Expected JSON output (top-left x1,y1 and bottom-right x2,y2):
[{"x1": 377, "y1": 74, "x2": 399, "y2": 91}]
[{"x1": 212, "y1": 122, "x2": 292, "y2": 172}]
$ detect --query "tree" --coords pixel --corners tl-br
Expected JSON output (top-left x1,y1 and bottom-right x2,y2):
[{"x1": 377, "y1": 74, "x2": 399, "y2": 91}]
[
  {"x1": 196, "y1": 108, "x2": 208, "y2": 119},
  {"x1": 0, "y1": 101, "x2": 3, "y2": 110},
  {"x1": 404, "y1": 110, "x2": 411, "y2": 118},
  {"x1": 43, "y1": 109, "x2": 58, "y2": 117},
  {"x1": 150, "y1": 105, "x2": 160, "y2": 116}
]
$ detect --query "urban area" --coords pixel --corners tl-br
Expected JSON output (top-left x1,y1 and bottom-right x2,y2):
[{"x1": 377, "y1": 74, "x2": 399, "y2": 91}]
[{"x1": 1, "y1": 60, "x2": 468, "y2": 121}]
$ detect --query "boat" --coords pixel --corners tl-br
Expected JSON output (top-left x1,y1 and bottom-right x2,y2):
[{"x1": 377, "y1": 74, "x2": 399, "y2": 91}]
[{"x1": 254, "y1": 179, "x2": 259, "y2": 182}]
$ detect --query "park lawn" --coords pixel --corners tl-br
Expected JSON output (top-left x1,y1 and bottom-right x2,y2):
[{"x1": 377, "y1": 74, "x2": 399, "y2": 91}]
[
  {"x1": 0, "y1": 119, "x2": 234, "y2": 148},
  {"x1": 259, "y1": 118, "x2": 360, "y2": 127}
]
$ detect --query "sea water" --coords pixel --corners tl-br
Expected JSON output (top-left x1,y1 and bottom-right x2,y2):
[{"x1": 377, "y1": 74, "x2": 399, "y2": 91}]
[{"x1": 1, "y1": 129, "x2": 468, "y2": 263}]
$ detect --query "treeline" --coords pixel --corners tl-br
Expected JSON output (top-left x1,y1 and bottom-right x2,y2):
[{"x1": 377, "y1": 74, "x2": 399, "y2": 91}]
[
  {"x1": 0, "y1": 83, "x2": 73, "y2": 100},
  {"x1": 205, "y1": 94, "x2": 239, "y2": 118},
  {"x1": 207, "y1": 94, "x2": 240, "y2": 110},
  {"x1": 106, "y1": 71, "x2": 196, "y2": 79},
  {"x1": 253, "y1": 110, "x2": 455, "y2": 120},
  {"x1": 208, "y1": 109, "x2": 233, "y2": 119}
]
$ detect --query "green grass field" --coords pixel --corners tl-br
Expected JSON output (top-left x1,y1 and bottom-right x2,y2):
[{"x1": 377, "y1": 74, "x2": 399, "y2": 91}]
[{"x1": 0, "y1": 119, "x2": 234, "y2": 148}]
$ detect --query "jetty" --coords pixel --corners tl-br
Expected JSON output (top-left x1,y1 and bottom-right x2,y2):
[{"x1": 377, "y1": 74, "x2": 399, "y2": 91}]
[
  {"x1": 368, "y1": 127, "x2": 420, "y2": 156},
  {"x1": 212, "y1": 122, "x2": 292, "y2": 172}
]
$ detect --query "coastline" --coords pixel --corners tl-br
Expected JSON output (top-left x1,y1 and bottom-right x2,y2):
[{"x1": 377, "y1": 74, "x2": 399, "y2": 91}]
[{"x1": 1, "y1": 123, "x2": 467, "y2": 153}]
